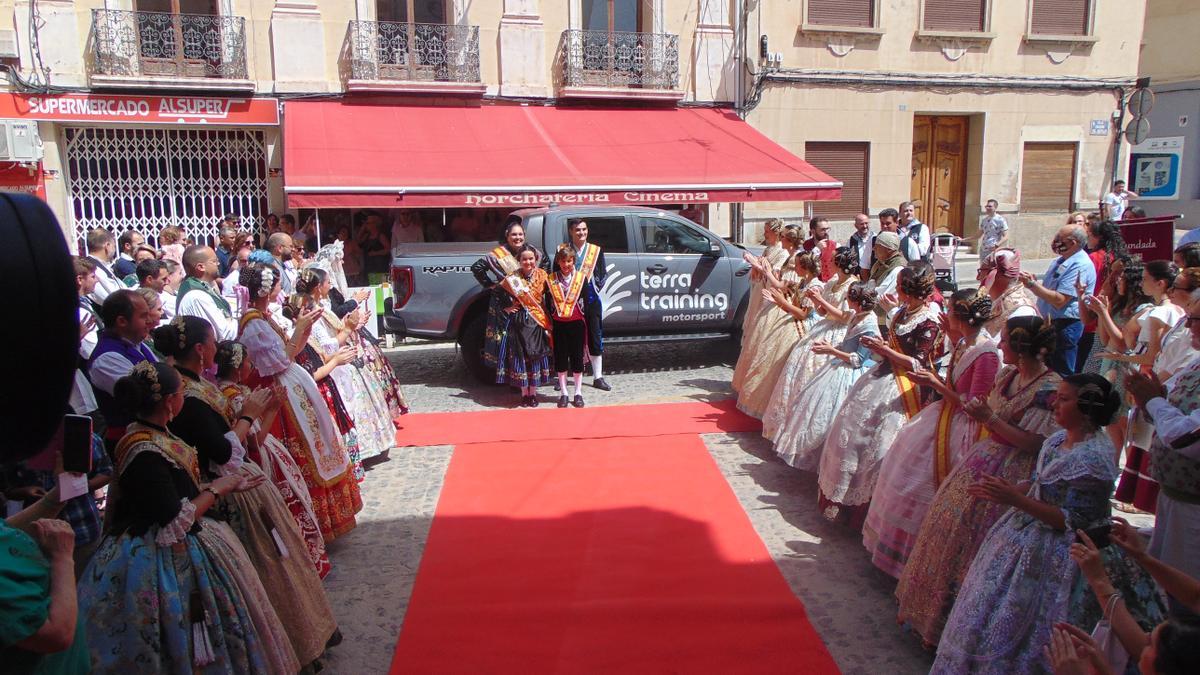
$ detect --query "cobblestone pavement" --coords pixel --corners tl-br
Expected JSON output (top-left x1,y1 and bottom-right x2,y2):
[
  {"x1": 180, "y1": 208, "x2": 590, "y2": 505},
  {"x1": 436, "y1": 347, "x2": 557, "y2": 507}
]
[{"x1": 321, "y1": 340, "x2": 939, "y2": 673}]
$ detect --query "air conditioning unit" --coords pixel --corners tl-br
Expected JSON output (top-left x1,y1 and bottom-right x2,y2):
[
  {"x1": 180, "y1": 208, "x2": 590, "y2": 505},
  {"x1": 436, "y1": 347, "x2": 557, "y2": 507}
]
[
  {"x1": 0, "y1": 29, "x2": 17, "y2": 59},
  {"x1": 0, "y1": 120, "x2": 43, "y2": 162}
]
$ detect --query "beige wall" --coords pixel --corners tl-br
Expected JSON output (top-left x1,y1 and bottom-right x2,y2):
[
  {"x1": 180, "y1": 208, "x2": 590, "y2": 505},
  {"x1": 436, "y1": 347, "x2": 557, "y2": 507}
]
[{"x1": 1139, "y1": 0, "x2": 1200, "y2": 83}]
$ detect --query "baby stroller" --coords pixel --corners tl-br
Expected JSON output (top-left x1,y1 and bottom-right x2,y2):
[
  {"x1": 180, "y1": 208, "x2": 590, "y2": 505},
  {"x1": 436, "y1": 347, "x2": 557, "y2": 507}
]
[{"x1": 931, "y1": 233, "x2": 960, "y2": 293}]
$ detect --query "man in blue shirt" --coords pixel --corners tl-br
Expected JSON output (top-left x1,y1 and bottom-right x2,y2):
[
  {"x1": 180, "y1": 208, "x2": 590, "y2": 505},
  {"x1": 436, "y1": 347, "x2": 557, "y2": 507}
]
[{"x1": 1018, "y1": 224, "x2": 1096, "y2": 375}]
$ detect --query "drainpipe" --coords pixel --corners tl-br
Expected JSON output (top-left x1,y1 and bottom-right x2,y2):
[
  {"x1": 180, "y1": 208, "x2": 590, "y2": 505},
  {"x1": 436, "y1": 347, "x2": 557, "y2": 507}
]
[
  {"x1": 1110, "y1": 86, "x2": 1127, "y2": 192},
  {"x1": 732, "y1": 0, "x2": 746, "y2": 243}
]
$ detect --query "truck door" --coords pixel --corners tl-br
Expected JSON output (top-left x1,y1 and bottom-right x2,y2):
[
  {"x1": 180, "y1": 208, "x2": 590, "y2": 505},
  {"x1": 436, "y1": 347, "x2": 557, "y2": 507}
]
[
  {"x1": 635, "y1": 214, "x2": 734, "y2": 331},
  {"x1": 556, "y1": 214, "x2": 641, "y2": 334}
]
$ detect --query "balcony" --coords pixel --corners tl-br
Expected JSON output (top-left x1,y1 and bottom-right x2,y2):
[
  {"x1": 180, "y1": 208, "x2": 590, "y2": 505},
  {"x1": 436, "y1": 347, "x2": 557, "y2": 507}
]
[
  {"x1": 346, "y1": 21, "x2": 484, "y2": 95},
  {"x1": 556, "y1": 29, "x2": 683, "y2": 101},
  {"x1": 90, "y1": 9, "x2": 251, "y2": 91}
]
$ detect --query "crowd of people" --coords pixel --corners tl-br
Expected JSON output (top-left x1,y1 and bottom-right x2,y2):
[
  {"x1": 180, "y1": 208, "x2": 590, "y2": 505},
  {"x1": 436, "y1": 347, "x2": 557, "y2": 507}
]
[
  {"x1": 735, "y1": 203, "x2": 1200, "y2": 673},
  {"x1": 5, "y1": 211, "x2": 410, "y2": 673}
]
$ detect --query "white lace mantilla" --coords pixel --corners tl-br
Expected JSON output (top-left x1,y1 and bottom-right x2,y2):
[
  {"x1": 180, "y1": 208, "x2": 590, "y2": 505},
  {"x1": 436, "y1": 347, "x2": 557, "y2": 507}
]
[
  {"x1": 890, "y1": 304, "x2": 940, "y2": 337},
  {"x1": 155, "y1": 498, "x2": 197, "y2": 546}
]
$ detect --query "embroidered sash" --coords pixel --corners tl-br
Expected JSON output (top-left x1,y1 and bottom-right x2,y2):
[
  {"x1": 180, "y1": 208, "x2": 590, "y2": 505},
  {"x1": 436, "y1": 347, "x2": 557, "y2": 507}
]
[
  {"x1": 889, "y1": 331, "x2": 926, "y2": 420},
  {"x1": 548, "y1": 271, "x2": 587, "y2": 320},
  {"x1": 115, "y1": 424, "x2": 202, "y2": 488},
  {"x1": 501, "y1": 269, "x2": 552, "y2": 334},
  {"x1": 491, "y1": 246, "x2": 520, "y2": 277},
  {"x1": 574, "y1": 243, "x2": 601, "y2": 281}
]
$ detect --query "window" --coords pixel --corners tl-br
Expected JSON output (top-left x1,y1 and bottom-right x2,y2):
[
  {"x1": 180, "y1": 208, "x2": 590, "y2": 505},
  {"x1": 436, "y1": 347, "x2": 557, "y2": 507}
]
[
  {"x1": 1020, "y1": 142, "x2": 1077, "y2": 212},
  {"x1": 806, "y1": 0, "x2": 876, "y2": 29},
  {"x1": 582, "y1": 0, "x2": 644, "y2": 33},
  {"x1": 376, "y1": 0, "x2": 445, "y2": 23},
  {"x1": 565, "y1": 217, "x2": 630, "y2": 253},
  {"x1": 1029, "y1": 0, "x2": 1091, "y2": 37},
  {"x1": 804, "y1": 142, "x2": 869, "y2": 220},
  {"x1": 923, "y1": 0, "x2": 988, "y2": 33},
  {"x1": 639, "y1": 217, "x2": 711, "y2": 255}
]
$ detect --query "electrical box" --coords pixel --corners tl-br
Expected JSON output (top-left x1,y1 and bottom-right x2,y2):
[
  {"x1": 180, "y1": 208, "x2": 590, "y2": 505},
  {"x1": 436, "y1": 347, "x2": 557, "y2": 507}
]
[{"x1": 0, "y1": 120, "x2": 43, "y2": 162}]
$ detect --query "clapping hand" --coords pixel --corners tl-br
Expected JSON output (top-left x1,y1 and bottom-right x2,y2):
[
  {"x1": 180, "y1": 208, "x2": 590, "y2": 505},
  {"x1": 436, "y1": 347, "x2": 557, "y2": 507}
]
[
  {"x1": 878, "y1": 292, "x2": 899, "y2": 312},
  {"x1": 1069, "y1": 529, "x2": 1110, "y2": 586},
  {"x1": 1126, "y1": 371, "x2": 1167, "y2": 408},
  {"x1": 1110, "y1": 517, "x2": 1148, "y2": 559},
  {"x1": 962, "y1": 397, "x2": 995, "y2": 423},
  {"x1": 1018, "y1": 271, "x2": 1038, "y2": 288},
  {"x1": 79, "y1": 314, "x2": 96, "y2": 340},
  {"x1": 1082, "y1": 293, "x2": 1109, "y2": 315},
  {"x1": 967, "y1": 474, "x2": 1022, "y2": 506},
  {"x1": 353, "y1": 289, "x2": 371, "y2": 303},
  {"x1": 294, "y1": 306, "x2": 323, "y2": 334},
  {"x1": 241, "y1": 387, "x2": 274, "y2": 419},
  {"x1": 860, "y1": 335, "x2": 886, "y2": 354},
  {"x1": 1045, "y1": 623, "x2": 1111, "y2": 675},
  {"x1": 811, "y1": 340, "x2": 834, "y2": 356},
  {"x1": 907, "y1": 368, "x2": 941, "y2": 387}
]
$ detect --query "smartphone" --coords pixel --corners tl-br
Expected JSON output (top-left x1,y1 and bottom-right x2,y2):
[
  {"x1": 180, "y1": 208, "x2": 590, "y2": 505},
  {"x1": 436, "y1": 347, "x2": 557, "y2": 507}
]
[
  {"x1": 1078, "y1": 524, "x2": 1112, "y2": 549},
  {"x1": 62, "y1": 414, "x2": 93, "y2": 475}
]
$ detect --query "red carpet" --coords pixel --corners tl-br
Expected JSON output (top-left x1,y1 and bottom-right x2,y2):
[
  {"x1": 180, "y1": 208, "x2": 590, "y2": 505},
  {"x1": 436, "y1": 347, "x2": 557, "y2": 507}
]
[
  {"x1": 389, "y1": 403, "x2": 838, "y2": 674},
  {"x1": 394, "y1": 399, "x2": 761, "y2": 447}
]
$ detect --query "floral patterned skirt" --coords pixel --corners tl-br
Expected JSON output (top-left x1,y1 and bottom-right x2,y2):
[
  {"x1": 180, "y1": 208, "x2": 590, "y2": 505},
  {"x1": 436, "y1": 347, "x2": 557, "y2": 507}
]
[{"x1": 79, "y1": 519, "x2": 299, "y2": 674}]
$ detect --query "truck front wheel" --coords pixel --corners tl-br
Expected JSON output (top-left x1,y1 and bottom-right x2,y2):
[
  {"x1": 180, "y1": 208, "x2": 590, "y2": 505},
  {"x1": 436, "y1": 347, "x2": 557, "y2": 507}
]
[{"x1": 458, "y1": 312, "x2": 495, "y2": 384}]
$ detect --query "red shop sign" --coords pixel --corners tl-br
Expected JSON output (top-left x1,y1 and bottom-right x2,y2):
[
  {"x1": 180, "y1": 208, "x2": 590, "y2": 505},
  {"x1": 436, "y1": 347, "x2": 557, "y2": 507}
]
[
  {"x1": 0, "y1": 163, "x2": 46, "y2": 201},
  {"x1": 0, "y1": 93, "x2": 279, "y2": 126}
]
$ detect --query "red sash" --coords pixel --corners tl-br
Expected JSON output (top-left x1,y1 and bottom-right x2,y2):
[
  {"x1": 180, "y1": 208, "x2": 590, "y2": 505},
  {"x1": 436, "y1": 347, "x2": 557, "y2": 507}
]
[{"x1": 501, "y1": 269, "x2": 552, "y2": 335}]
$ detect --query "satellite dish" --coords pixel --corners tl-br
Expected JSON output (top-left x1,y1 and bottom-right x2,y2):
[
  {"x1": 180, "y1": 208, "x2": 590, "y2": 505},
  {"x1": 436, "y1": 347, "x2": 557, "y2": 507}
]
[
  {"x1": 1125, "y1": 117, "x2": 1151, "y2": 145},
  {"x1": 1128, "y1": 88, "x2": 1155, "y2": 117}
]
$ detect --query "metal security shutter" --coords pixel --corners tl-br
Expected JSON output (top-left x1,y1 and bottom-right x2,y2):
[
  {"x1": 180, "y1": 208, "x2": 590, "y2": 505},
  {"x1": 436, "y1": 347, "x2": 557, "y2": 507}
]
[
  {"x1": 807, "y1": 0, "x2": 875, "y2": 28},
  {"x1": 1029, "y1": 0, "x2": 1090, "y2": 36},
  {"x1": 805, "y1": 142, "x2": 869, "y2": 220},
  {"x1": 62, "y1": 126, "x2": 269, "y2": 249},
  {"x1": 1020, "y1": 142, "x2": 1077, "y2": 212},
  {"x1": 923, "y1": 0, "x2": 987, "y2": 32}
]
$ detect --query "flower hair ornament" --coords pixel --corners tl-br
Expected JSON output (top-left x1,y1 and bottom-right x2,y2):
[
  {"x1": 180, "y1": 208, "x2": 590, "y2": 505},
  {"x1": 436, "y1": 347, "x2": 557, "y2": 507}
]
[
  {"x1": 257, "y1": 267, "x2": 275, "y2": 297},
  {"x1": 132, "y1": 361, "x2": 164, "y2": 401},
  {"x1": 169, "y1": 315, "x2": 189, "y2": 350}
]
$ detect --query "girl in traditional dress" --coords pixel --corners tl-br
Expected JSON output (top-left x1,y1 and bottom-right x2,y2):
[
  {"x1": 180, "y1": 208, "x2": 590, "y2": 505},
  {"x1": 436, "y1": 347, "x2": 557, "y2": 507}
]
[
  {"x1": 294, "y1": 267, "x2": 396, "y2": 466},
  {"x1": 735, "y1": 249, "x2": 820, "y2": 419},
  {"x1": 216, "y1": 340, "x2": 331, "y2": 578},
  {"x1": 762, "y1": 246, "x2": 859, "y2": 441},
  {"x1": 474, "y1": 221, "x2": 535, "y2": 384},
  {"x1": 817, "y1": 262, "x2": 942, "y2": 529},
  {"x1": 497, "y1": 245, "x2": 553, "y2": 406},
  {"x1": 1083, "y1": 257, "x2": 1153, "y2": 453},
  {"x1": 1100, "y1": 260, "x2": 1184, "y2": 512},
  {"x1": 862, "y1": 290, "x2": 999, "y2": 578},
  {"x1": 732, "y1": 223, "x2": 800, "y2": 393},
  {"x1": 79, "y1": 361, "x2": 299, "y2": 674},
  {"x1": 153, "y1": 317, "x2": 340, "y2": 669},
  {"x1": 737, "y1": 219, "x2": 789, "y2": 351},
  {"x1": 316, "y1": 241, "x2": 409, "y2": 421},
  {"x1": 975, "y1": 248, "x2": 1037, "y2": 340},
  {"x1": 896, "y1": 315, "x2": 1061, "y2": 647},
  {"x1": 237, "y1": 263, "x2": 362, "y2": 542},
  {"x1": 772, "y1": 282, "x2": 881, "y2": 471},
  {"x1": 932, "y1": 374, "x2": 1165, "y2": 674}
]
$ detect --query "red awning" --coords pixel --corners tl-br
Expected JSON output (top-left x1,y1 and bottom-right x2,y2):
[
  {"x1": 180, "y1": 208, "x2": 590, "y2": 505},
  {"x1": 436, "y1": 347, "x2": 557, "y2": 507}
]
[{"x1": 283, "y1": 101, "x2": 841, "y2": 208}]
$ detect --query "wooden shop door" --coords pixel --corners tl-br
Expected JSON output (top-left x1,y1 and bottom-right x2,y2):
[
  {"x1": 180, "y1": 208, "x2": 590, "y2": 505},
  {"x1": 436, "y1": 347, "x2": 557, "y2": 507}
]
[{"x1": 911, "y1": 115, "x2": 969, "y2": 235}]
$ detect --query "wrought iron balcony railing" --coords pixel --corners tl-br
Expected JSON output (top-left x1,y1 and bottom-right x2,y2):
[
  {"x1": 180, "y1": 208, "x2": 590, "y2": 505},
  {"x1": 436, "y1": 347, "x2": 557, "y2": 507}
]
[
  {"x1": 349, "y1": 21, "x2": 481, "y2": 84},
  {"x1": 558, "y1": 29, "x2": 679, "y2": 90},
  {"x1": 91, "y1": 9, "x2": 247, "y2": 80}
]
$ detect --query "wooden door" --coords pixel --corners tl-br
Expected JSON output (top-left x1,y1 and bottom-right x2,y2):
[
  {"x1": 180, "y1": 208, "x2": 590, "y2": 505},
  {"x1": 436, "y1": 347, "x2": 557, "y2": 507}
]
[{"x1": 910, "y1": 115, "x2": 969, "y2": 235}]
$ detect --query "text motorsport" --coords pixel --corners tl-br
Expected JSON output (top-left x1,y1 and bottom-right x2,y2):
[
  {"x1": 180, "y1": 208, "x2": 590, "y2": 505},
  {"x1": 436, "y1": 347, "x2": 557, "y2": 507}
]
[{"x1": 640, "y1": 271, "x2": 729, "y2": 323}]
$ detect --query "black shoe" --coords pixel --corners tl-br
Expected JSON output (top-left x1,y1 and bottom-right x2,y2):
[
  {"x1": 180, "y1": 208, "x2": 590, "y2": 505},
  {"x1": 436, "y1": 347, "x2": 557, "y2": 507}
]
[
  {"x1": 529, "y1": 395, "x2": 540, "y2": 407},
  {"x1": 592, "y1": 378, "x2": 612, "y2": 391},
  {"x1": 326, "y1": 629, "x2": 344, "y2": 649},
  {"x1": 554, "y1": 380, "x2": 561, "y2": 391},
  {"x1": 519, "y1": 395, "x2": 532, "y2": 407},
  {"x1": 557, "y1": 395, "x2": 569, "y2": 408},
  {"x1": 573, "y1": 394, "x2": 585, "y2": 408}
]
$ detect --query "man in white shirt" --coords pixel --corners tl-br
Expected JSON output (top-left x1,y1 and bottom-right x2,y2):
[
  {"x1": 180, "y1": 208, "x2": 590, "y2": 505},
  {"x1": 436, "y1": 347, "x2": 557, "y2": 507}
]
[
  {"x1": 159, "y1": 259, "x2": 181, "y2": 323},
  {"x1": 73, "y1": 257, "x2": 103, "y2": 416},
  {"x1": 846, "y1": 213, "x2": 873, "y2": 278},
  {"x1": 221, "y1": 244, "x2": 251, "y2": 318},
  {"x1": 84, "y1": 228, "x2": 125, "y2": 304},
  {"x1": 898, "y1": 201, "x2": 931, "y2": 262},
  {"x1": 134, "y1": 259, "x2": 170, "y2": 326},
  {"x1": 1103, "y1": 180, "x2": 1138, "y2": 221},
  {"x1": 176, "y1": 245, "x2": 238, "y2": 340},
  {"x1": 970, "y1": 198, "x2": 1009, "y2": 259}
]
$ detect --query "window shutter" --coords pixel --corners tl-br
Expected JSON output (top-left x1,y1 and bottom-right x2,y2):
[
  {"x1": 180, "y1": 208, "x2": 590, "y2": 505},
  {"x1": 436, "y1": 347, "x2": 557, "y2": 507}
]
[
  {"x1": 1020, "y1": 142, "x2": 1077, "y2": 212},
  {"x1": 807, "y1": 0, "x2": 875, "y2": 28},
  {"x1": 923, "y1": 0, "x2": 987, "y2": 32},
  {"x1": 804, "y1": 142, "x2": 869, "y2": 220},
  {"x1": 1029, "y1": 0, "x2": 1090, "y2": 36}
]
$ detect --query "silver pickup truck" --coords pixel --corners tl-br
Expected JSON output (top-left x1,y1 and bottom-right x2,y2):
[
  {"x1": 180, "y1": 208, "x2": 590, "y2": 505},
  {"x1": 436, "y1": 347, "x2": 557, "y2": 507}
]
[{"x1": 383, "y1": 206, "x2": 757, "y2": 381}]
